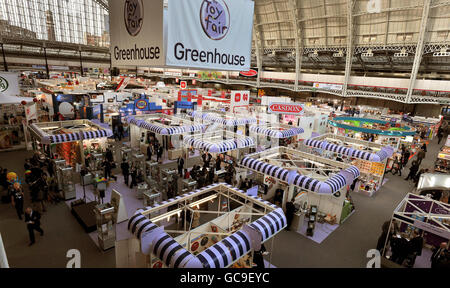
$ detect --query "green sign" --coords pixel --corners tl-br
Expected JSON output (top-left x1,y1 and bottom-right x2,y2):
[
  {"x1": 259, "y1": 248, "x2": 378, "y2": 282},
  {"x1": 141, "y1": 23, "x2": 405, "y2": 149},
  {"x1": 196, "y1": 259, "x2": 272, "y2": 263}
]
[{"x1": 0, "y1": 76, "x2": 9, "y2": 92}]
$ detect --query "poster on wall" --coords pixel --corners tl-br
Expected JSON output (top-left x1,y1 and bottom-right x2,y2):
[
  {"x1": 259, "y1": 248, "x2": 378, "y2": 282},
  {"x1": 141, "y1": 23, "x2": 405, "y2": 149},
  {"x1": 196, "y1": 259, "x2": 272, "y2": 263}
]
[
  {"x1": 110, "y1": 0, "x2": 164, "y2": 67},
  {"x1": 166, "y1": 0, "x2": 255, "y2": 70},
  {"x1": 231, "y1": 91, "x2": 249, "y2": 112},
  {"x1": 0, "y1": 72, "x2": 20, "y2": 97}
]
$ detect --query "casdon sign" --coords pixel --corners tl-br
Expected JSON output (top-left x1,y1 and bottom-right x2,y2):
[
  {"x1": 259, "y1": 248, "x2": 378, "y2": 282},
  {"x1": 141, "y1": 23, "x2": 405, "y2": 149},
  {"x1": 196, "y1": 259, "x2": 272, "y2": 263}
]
[
  {"x1": 166, "y1": 0, "x2": 254, "y2": 71},
  {"x1": 110, "y1": 0, "x2": 164, "y2": 67},
  {"x1": 268, "y1": 103, "x2": 305, "y2": 115}
]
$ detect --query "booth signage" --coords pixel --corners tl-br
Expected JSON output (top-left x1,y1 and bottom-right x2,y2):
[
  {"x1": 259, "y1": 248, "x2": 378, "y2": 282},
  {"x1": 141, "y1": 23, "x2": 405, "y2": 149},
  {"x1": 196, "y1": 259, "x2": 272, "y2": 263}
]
[
  {"x1": 110, "y1": 0, "x2": 164, "y2": 66},
  {"x1": 25, "y1": 104, "x2": 38, "y2": 121},
  {"x1": 239, "y1": 68, "x2": 258, "y2": 78},
  {"x1": 268, "y1": 103, "x2": 305, "y2": 115},
  {"x1": 0, "y1": 72, "x2": 20, "y2": 97},
  {"x1": 176, "y1": 101, "x2": 194, "y2": 109},
  {"x1": 135, "y1": 99, "x2": 148, "y2": 110},
  {"x1": 313, "y1": 82, "x2": 343, "y2": 91},
  {"x1": 180, "y1": 81, "x2": 187, "y2": 89},
  {"x1": 231, "y1": 91, "x2": 250, "y2": 111},
  {"x1": 166, "y1": 0, "x2": 254, "y2": 70},
  {"x1": 413, "y1": 219, "x2": 450, "y2": 239}
]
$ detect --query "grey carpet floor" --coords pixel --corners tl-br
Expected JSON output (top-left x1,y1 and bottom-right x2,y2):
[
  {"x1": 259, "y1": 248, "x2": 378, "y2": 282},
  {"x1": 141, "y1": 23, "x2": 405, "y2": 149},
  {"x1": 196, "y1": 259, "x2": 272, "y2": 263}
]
[{"x1": 0, "y1": 137, "x2": 445, "y2": 268}]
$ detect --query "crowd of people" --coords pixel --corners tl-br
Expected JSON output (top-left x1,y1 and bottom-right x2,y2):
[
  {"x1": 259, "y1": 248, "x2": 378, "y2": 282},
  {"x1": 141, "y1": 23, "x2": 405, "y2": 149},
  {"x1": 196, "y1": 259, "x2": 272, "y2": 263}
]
[{"x1": 376, "y1": 220, "x2": 450, "y2": 268}]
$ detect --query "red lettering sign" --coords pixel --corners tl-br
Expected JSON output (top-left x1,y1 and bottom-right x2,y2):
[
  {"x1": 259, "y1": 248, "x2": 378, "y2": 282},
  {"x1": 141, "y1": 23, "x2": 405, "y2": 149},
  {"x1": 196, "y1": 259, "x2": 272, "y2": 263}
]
[
  {"x1": 269, "y1": 103, "x2": 304, "y2": 115},
  {"x1": 235, "y1": 93, "x2": 241, "y2": 102}
]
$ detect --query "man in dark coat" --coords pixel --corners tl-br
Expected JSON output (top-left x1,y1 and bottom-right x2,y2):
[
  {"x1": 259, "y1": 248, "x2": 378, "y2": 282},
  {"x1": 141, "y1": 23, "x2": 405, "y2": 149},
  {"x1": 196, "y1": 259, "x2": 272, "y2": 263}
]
[
  {"x1": 24, "y1": 207, "x2": 44, "y2": 246},
  {"x1": 120, "y1": 160, "x2": 130, "y2": 186}
]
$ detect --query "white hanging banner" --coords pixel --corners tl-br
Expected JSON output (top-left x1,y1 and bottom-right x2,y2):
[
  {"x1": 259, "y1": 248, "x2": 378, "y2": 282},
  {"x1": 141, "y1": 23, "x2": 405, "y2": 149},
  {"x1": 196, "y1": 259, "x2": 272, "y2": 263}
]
[
  {"x1": 231, "y1": 90, "x2": 250, "y2": 112},
  {"x1": 166, "y1": 0, "x2": 254, "y2": 71},
  {"x1": 25, "y1": 103, "x2": 38, "y2": 121},
  {"x1": 110, "y1": 0, "x2": 164, "y2": 67},
  {"x1": 0, "y1": 72, "x2": 20, "y2": 97}
]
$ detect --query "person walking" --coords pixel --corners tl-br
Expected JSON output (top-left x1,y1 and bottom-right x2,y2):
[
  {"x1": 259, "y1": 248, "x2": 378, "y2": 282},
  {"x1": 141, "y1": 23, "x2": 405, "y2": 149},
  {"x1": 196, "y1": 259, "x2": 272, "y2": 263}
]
[
  {"x1": 431, "y1": 242, "x2": 448, "y2": 268},
  {"x1": 157, "y1": 145, "x2": 163, "y2": 163},
  {"x1": 437, "y1": 128, "x2": 444, "y2": 145},
  {"x1": 416, "y1": 148, "x2": 426, "y2": 165},
  {"x1": 130, "y1": 166, "x2": 138, "y2": 189},
  {"x1": 24, "y1": 207, "x2": 44, "y2": 246},
  {"x1": 102, "y1": 159, "x2": 113, "y2": 180},
  {"x1": 285, "y1": 201, "x2": 296, "y2": 231},
  {"x1": 146, "y1": 144, "x2": 153, "y2": 161},
  {"x1": 402, "y1": 149, "x2": 411, "y2": 169},
  {"x1": 405, "y1": 160, "x2": 419, "y2": 181},
  {"x1": 120, "y1": 160, "x2": 130, "y2": 186},
  {"x1": 11, "y1": 183, "x2": 24, "y2": 220},
  {"x1": 177, "y1": 156, "x2": 184, "y2": 177}
]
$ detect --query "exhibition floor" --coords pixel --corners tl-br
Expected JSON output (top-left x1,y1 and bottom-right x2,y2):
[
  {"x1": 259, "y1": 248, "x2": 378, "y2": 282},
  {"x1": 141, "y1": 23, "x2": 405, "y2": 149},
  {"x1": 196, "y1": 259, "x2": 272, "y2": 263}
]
[{"x1": 0, "y1": 137, "x2": 445, "y2": 268}]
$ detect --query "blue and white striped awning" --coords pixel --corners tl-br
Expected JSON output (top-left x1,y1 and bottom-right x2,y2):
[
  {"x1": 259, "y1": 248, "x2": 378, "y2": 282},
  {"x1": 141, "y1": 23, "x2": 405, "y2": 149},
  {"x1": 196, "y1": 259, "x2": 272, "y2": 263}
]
[
  {"x1": 188, "y1": 112, "x2": 256, "y2": 127},
  {"x1": 81, "y1": 129, "x2": 113, "y2": 140},
  {"x1": 240, "y1": 157, "x2": 293, "y2": 183},
  {"x1": 250, "y1": 126, "x2": 304, "y2": 139},
  {"x1": 183, "y1": 136, "x2": 255, "y2": 153},
  {"x1": 127, "y1": 116, "x2": 205, "y2": 135},
  {"x1": 304, "y1": 138, "x2": 394, "y2": 162},
  {"x1": 49, "y1": 132, "x2": 81, "y2": 144},
  {"x1": 241, "y1": 155, "x2": 361, "y2": 195}
]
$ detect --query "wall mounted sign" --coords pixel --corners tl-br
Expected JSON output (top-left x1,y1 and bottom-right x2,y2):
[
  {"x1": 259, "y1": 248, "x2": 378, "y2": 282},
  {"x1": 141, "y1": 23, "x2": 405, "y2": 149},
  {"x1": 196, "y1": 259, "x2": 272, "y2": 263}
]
[
  {"x1": 268, "y1": 103, "x2": 305, "y2": 115},
  {"x1": 110, "y1": 0, "x2": 164, "y2": 66},
  {"x1": 166, "y1": 0, "x2": 254, "y2": 70}
]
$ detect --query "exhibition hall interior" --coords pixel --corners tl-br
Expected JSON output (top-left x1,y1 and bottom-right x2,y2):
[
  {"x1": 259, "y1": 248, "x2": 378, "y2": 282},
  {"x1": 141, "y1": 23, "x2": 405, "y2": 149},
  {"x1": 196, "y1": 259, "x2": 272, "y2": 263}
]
[{"x1": 1, "y1": 0, "x2": 450, "y2": 269}]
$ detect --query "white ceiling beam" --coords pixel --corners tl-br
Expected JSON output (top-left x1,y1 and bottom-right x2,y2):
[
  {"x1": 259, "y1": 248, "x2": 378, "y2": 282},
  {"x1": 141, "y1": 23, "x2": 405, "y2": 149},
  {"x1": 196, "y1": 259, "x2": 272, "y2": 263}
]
[
  {"x1": 342, "y1": 0, "x2": 354, "y2": 98},
  {"x1": 288, "y1": 0, "x2": 302, "y2": 91},
  {"x1": 272, "y1": 1, "x2": 283, "y2": 47},
  {"x1": 406, "y1": 0, "x2": 431, "y2": 103}
]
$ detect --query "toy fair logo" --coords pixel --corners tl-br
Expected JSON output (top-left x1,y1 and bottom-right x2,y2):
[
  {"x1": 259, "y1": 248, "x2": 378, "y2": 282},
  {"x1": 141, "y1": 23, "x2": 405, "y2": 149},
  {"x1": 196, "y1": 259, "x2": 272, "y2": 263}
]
[
  {"x1": 124, "y1": 0, "x2": 144, "y2": 36},
  {"x1": 0, "y1": 76, "x2": 9, "y2": 92},
  {"x1": 200, "y1": 0, "x2": 230, "y2": 40},
  {"x1": 135, "y1": 99, "x2": 147, "y2": 109}
]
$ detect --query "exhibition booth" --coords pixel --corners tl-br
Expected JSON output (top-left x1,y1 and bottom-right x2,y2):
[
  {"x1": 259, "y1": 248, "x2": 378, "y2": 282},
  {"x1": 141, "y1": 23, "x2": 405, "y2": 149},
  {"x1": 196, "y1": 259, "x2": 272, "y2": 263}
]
[
  {"x1": 303, "y1": 133, "x2": 394, "y2": 196},
  {"x1": 435, "y1": 136, "x2": 450, "y2": 174},
  {"x1": 183, "y1": 129, "x2": 255, "y2": 161},
  {"x1": 328, "y1": 116, "x2": 416, "y2": 149},
  {"x1": 383, "y1": 193, "x2": 450, "y2": 267},
  {"x1": 249, "y1": 123, "x2": 304, "y2": 150},
  {"x1": 28, "y1": 119, "x2": 113, "y2": 167},
  {"x1": 127, "y1": 114, "x2": 207, "y2": 160},
  {"x1": 239, "y1": 146, "x2": 360, "y2": 243},
  {"x1": 121, "y1": 183, "x2": 286, "y2": 268}
]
